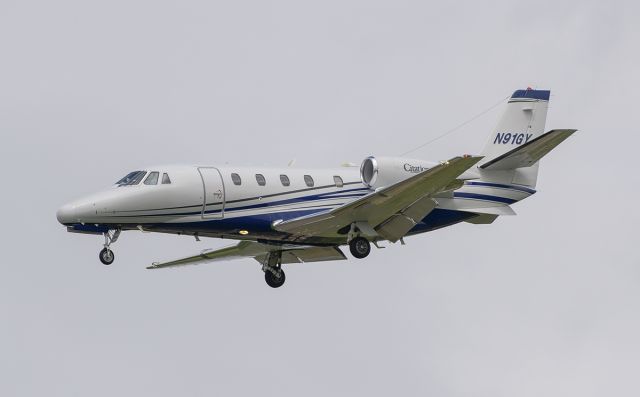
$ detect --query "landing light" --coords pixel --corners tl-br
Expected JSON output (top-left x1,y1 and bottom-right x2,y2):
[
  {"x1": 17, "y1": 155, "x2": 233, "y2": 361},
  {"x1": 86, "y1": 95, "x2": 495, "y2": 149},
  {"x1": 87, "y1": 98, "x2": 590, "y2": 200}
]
[{"x1": 239, "y1": 230, "x2": 249, "y2": 235}]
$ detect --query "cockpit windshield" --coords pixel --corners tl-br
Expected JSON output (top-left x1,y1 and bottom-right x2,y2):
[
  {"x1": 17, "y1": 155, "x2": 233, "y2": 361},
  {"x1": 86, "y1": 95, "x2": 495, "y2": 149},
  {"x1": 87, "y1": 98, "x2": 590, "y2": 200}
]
[{"x1": 116, "y1": 171, "x2": 147, "y2": 186}]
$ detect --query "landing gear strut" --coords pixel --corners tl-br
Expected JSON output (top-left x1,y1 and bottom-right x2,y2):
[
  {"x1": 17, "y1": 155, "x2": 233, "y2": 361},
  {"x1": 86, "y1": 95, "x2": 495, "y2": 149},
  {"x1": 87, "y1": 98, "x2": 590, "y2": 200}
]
[
  {"x1": 262, "y1": 251, "x2": 285, "y2": 288},
  {"x1": 99, "y1": 229, "x2": 120, "y2": 265},
  {"x1": 349, "y1": 236, "x2": 371, "y2": 259}
]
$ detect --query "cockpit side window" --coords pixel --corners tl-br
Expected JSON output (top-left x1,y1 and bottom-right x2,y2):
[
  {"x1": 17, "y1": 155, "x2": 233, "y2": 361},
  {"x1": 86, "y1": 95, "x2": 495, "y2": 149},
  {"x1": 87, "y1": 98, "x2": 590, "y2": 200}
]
[
  {"x1": 162, "y1": 173, "x2": 171, "y2": 184},
  {"x1": 144, "y1": 172, "x2": 159, "y2": 185},
  {"x1": 116, "y1": 171, "x2": 147, "y2": 186}
]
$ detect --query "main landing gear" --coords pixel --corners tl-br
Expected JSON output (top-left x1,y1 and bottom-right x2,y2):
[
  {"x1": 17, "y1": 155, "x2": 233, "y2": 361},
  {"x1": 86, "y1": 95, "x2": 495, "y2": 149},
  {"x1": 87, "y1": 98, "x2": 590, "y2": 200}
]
[
  {"x1": 349, "y1": 236, "x2": 371, "y2": 259},
  {"x1": 99, "y1": 229, "x2": 120, "y2": 265},
  {"x1": 262, "y1": 251, "x2": 286, "y2": 288}
]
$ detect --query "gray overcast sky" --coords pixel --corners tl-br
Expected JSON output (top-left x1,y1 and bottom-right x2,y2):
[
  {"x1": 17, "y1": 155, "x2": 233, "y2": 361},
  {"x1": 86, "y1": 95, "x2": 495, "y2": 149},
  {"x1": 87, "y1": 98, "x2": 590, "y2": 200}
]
[{"x1": 2, "y1": 1, "x2": 639, "y2": 396}]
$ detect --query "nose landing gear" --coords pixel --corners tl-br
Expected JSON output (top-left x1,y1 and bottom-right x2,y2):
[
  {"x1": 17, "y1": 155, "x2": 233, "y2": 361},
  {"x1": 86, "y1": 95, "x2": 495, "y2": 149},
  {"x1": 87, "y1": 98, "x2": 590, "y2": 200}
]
[
  {"x1": 99, "y1": 229, "x2": 120, "y2": 265},
  {"x1": 99, "y1": 247, "x2": 115, "y2": 265}
]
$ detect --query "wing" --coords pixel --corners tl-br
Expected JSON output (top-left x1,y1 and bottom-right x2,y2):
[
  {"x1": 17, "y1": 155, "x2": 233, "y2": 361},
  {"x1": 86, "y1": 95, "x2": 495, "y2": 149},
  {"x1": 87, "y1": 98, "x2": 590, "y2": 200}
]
[
  {"x1": 146, "y1": 240, "x2": 346, "y2": 269},
  {"x1": 480, "y1": 129, "x2": 577, "y2": 170},
  {"x1": 273, "y1": 155, "x2": 483, "y2": 242}
]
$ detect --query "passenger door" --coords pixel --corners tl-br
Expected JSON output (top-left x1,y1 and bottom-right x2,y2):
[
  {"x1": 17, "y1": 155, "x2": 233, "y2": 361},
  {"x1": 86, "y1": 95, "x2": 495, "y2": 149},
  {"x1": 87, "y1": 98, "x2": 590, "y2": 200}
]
[{"x1": 197, "y1": 167, "x2": 225, "y2": 219}]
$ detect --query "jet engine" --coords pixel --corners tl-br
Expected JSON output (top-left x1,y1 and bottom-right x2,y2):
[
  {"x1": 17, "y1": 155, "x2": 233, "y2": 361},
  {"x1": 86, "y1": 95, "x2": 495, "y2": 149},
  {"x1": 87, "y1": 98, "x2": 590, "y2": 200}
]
[{"x1": 359, "y1": 156, "x2": 438, "y2": 189}]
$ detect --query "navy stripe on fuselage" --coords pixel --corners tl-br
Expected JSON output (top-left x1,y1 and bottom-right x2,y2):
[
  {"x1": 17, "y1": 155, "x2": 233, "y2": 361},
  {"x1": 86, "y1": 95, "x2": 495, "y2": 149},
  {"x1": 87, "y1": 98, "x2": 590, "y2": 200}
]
[
  {"x1": 142, "y1": 208, "x2": 328, "y2": 234},
  {"x1": 109, "y1": 190, "x2": 369, "y2": 218},
  {"x1": 224, "y1": 184, "x2": 367, "y2": 205},
  {"x1": 109, "y1": 186, "x2": 370, "y2": 217},
  {"x1": 129, "y1": 208, "x2": 478, "y2": 239},
  {"x1": 113, "y1": 182, "x2": 370, "y2": 215}
]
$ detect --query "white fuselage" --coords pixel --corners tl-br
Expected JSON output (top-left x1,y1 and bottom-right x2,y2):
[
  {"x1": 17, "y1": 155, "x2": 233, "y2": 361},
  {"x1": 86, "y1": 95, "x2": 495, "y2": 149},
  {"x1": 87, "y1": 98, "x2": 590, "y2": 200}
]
[{"x1": 57, "y1": 163, "x2": 534, "y2": 245}]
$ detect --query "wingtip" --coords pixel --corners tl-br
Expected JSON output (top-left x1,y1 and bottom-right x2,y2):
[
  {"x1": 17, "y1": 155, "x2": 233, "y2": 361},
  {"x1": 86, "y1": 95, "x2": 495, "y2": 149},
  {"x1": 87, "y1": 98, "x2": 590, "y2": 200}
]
[
  {"x1": 460, "y1": 154, "x2": 484, "y2": 164},
  {"x1": 549, "y1": 128, "x2": 578, "y2": 135},
  {"x1": 444, "y1": 155, "x2": 482, "y2": 163}
]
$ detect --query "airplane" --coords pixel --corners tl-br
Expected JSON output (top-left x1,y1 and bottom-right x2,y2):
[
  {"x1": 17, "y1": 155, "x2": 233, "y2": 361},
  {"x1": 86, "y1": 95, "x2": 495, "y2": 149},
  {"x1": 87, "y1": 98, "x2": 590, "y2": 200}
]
[{"x1": 56, "y1": 88, "x2": 576, "y2": 288}]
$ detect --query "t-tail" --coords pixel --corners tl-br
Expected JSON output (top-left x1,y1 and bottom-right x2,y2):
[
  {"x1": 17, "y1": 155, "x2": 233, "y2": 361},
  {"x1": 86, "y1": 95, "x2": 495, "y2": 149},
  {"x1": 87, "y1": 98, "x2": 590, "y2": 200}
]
[
  {"x1": 450, "y1": 89, "x2": 576, "y2": 223},
  {"x1": 478, "y1": 89, "x2": 575, "y2": 188}
]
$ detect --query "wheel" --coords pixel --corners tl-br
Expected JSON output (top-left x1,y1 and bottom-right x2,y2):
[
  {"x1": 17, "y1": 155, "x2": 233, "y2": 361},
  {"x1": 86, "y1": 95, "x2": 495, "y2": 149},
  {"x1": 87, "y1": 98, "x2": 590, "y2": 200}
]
[
  {"x1": 99, "y1": 248, "x2": 115, "y2": 265},
  {"x1": 349, "y1": 237, "x2": 371, "y2": 259},
  {"x1": 265, "y1": 268, "x2": 286, "y2": 288}
]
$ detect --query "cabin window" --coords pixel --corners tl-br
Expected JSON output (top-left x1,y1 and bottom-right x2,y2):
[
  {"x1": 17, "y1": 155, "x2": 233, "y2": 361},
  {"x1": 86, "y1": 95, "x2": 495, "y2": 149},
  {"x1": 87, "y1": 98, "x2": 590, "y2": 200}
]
[
  {"x1": 162, "y1": 173, "x2": 171, "y2": 184},
  {"x1": 231, "y1": 173, "x2": 242, "y2": 186},
  {"x1": 280, "y1": 174, "x2": 290, "y2": 186},
  {"x1": 333, "y1": 175, "x2": 344, "y2": 187},
  {"x1": 144, "y1": 171, "x2": 159, "y2": 185},
  {"x1": 116, "y1": 171, "x2": 146, "y2": 186},
  {"x1": 304, "y1": 175, "x2": 314, "y2": 187},
  {"x1": 255, "y1": 174, "x2": 266, "y2": 186}
]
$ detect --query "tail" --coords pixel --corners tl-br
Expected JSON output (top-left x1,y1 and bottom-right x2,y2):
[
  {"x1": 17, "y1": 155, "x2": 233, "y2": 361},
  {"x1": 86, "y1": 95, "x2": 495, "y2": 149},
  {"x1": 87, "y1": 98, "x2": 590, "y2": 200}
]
[
  {"x1": 479, "y1": 89, "x2": 551, "y2": 188},
  {"x1": 437, "y1": 88, "x2": 575, "y2": 222}
]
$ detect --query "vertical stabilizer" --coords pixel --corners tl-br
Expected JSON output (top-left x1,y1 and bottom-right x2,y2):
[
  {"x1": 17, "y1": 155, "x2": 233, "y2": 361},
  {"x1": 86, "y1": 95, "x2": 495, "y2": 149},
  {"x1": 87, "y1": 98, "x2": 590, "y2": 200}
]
[{"x1": 479, "y1": 89, "x2": 550, "y2": 187}]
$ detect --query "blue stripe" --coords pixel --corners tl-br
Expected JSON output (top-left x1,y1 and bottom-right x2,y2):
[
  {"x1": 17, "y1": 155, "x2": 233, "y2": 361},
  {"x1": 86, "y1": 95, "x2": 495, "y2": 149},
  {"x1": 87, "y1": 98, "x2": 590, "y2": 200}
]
[
  {"x1": 109, "y1": 186, "x2": 370, "y2": 215},
  {"x1": 315, "y1": 187, "x2": 370, "y2": 197},
  {"x1": 453, "y1": 192, "x2": 517, "y2": 204},
  {"x1": 68, "y1": 224, "x2": 111, "y2": 233},
  {"x1": 510, "y1": 89, "x2": 550, "y2": 101},
  {"x1": 209, "y1": 193, "x2": 366, "y2": 215},
  {"x1": 99, "y1": 208, "x2": 478, "y2": 239},
  {"x1": 146, "y1": 209, "x2": 326, "y2": 234},
  {"x1": 465, "y1": 181, "x2": 536, "y2": 194},
  {"x1": 112, "y1": 190, "x2": 369, "y2": 218}
]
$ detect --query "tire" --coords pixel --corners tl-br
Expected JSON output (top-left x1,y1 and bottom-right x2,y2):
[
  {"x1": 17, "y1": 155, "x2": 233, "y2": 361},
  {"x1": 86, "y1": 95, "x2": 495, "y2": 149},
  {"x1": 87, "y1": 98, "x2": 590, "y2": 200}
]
[
  {"x1": 349, "y1": 237, "x2": 371, "y2": 259},
  {"x1": 99, "y1": 248, "x2": 115, "y2": 265},
  {"x1": 265, "y1": 268, "x2": 286, "y2": 288}
]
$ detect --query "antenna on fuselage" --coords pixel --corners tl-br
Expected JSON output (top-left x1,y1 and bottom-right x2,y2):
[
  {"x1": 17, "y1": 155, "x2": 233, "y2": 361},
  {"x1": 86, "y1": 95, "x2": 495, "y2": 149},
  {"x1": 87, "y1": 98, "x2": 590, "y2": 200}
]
[
  {"x1": 287, "y1": 159, "x2": 296, "y2": 167},
  {"x1": 399, "y1": 93, "x2": 509, "y2": 156}
]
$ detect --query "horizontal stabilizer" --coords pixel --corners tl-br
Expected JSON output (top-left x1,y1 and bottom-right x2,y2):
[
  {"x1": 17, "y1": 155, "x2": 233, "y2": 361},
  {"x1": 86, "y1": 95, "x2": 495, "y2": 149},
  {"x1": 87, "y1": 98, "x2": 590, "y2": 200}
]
[
  {"x1": 462, "y1": 205, "x2": 516, "y2": 216},
  {"x1": 480, "y1": 129, "x2": 576, "y2": 170},
  {"x1": 464, "y1": 214, "x2": 499, "y2": 224}
]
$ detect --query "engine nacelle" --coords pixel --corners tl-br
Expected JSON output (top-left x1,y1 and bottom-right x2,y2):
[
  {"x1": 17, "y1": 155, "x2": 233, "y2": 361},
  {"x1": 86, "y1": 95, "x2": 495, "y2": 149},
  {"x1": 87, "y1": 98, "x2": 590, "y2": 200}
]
[{"x1": 360, "y1": 156, "x2": 439, "y2": 189}]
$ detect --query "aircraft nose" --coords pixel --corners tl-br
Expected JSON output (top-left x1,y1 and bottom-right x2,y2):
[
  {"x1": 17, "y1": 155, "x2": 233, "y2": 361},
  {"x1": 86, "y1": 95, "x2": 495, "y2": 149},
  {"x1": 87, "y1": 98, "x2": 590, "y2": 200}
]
[{"x1": 56, "y1": 203, "x2": 77, "y2": 225}]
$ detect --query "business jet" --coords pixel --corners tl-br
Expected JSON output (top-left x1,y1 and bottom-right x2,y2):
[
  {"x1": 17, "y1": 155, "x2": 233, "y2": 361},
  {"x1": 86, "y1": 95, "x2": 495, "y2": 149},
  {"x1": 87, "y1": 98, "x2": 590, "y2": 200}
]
[{"x1": 57, "y1": 89, "x2": 575, "y2": 288}]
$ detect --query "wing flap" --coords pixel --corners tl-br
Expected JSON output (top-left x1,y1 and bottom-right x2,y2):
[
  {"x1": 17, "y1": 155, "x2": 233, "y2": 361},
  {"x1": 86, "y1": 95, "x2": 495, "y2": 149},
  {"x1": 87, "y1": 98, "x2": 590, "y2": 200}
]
[
  {"x1": 481, "y1": 129, "x2": 576, "y2": 170},
  {"x1": 375, "y1": 197, "x2": 437, "y2": 242},
  {"x1": 280, "y1": 246, "x2": 347, "y2": 264}
]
